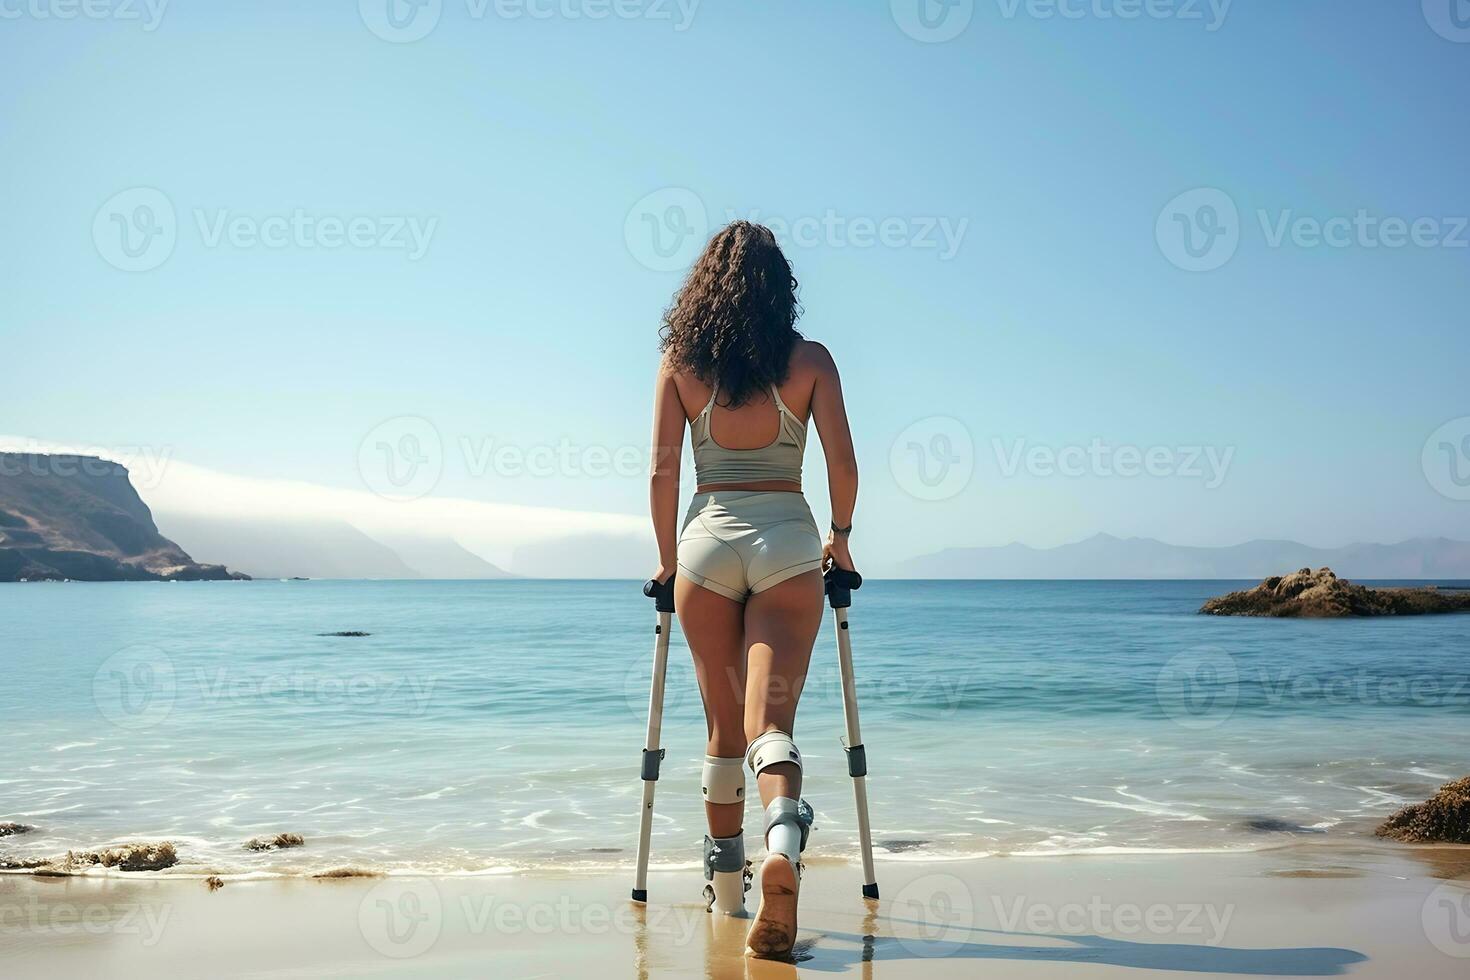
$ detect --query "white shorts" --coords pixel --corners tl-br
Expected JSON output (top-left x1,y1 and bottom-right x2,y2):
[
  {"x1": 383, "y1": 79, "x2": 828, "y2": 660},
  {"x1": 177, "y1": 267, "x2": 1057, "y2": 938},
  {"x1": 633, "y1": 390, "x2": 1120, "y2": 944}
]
[{"x1": 677, "y1": 491, "x2": 823, "y2": 603}]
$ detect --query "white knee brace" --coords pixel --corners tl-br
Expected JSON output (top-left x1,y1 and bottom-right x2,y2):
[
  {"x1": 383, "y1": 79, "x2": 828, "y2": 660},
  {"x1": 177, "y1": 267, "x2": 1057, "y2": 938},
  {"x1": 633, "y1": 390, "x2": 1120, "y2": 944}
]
[
  {"x1": 745, "y1": 730, "x2": 801, "y2": 777},
  {"x1": 701, "y1": 756, "x2": 745, "y2": 805}
]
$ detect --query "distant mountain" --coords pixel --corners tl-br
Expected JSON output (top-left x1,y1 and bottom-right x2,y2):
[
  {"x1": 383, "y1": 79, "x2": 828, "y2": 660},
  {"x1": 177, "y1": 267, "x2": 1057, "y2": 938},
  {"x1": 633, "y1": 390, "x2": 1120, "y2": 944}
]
[
  {"x1": 157, "y1": 514, "x2": 511, "y2": 580},
  {"x1": 369, "y1": 532, "x2": 512, "y2": 580},
  {"x1": 898, "y1": 533, "x2": 1470, "y2": 580},
  {"x1": 0, "y1": 453, "x2": 245, "y2": 582},
  {"x1": 158, "y1": 514, "x2": 420, "y2": 580}
]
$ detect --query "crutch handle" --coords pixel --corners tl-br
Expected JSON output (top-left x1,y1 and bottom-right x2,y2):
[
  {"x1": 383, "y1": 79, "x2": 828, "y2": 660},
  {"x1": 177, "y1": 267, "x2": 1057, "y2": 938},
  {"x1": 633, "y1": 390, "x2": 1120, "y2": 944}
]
[
  {"x1": 642, "y1": 575, "x2": 676, "y2": 613},
  {"x1": 823, "y1": 565, "x2": 863, "y2": 609}
]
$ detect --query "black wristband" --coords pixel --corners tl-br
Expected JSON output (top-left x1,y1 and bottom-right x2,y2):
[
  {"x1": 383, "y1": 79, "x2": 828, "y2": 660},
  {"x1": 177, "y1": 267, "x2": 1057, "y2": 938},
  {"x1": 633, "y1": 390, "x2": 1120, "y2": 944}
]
[{"x1": 831, "y1": 522, "x2": 852, "y2": 537}]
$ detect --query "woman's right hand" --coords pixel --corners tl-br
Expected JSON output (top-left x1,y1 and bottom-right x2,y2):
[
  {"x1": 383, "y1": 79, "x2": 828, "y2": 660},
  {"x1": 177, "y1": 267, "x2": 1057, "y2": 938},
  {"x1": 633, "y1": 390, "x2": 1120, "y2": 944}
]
[{"x1": 823, "y1": 531, "x2": 855, "y2": 572}]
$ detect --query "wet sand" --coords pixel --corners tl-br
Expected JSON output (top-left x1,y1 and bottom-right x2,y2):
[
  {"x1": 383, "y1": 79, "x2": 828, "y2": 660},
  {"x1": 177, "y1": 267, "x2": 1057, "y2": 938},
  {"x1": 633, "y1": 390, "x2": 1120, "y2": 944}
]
[{"x1": 2, "y1": 843, "x2": 1468, "y2": 978}]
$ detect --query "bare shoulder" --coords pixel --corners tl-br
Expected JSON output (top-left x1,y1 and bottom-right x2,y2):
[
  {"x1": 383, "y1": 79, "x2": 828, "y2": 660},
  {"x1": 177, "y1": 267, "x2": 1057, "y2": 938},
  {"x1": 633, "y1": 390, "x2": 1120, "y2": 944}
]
[
  {"x1": 659, "y1": 354, "x2": 694, "y2": 398},
  {"x1": 791, "y1": 339, "x2": 838, "y2": 379}
]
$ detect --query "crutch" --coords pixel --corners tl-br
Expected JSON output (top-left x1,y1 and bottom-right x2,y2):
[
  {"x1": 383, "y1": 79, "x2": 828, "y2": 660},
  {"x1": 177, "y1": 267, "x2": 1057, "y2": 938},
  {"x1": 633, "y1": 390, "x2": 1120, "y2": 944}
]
[
  {"x1": 824, "y1": 565, "x2": 879, "y2": 900},
  {"x1": 632, "y1": 574, "x2": 675, "y2": 903}
]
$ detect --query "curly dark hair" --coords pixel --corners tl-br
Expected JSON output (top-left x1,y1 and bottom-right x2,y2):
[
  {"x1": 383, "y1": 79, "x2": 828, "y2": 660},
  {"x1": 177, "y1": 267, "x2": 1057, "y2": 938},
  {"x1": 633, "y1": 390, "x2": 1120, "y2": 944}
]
[{"x1": 659, "y1": 221, "x2": 803, "y2": 408}]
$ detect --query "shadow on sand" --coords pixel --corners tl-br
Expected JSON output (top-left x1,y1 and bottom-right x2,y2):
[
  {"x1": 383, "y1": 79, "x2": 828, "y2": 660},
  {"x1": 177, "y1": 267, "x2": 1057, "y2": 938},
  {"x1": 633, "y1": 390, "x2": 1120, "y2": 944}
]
[{"x1": 692, "y1": 908, "x2": 1366, "y2": 979}]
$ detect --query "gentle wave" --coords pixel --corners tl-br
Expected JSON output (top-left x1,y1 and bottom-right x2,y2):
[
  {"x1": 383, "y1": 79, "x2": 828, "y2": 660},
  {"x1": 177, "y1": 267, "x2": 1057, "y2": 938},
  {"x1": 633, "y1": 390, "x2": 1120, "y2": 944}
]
[{"x1": 3, "y1": 580, "x2": 1465, "y2": 874}]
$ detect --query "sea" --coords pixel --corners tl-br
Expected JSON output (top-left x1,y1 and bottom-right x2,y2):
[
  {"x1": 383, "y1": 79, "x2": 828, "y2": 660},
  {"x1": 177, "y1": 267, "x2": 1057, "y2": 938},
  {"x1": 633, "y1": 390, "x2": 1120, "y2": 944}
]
[{"x1": 2, "y1": 579, "x2": 1466, "y2": 878}]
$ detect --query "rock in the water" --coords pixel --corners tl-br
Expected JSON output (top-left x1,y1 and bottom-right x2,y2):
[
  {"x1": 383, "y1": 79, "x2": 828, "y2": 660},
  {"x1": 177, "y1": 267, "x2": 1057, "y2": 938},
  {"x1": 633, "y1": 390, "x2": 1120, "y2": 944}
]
[
  {"x1": 205, "y1": 876, "x2": 225, "y2": 891},
  {"x1": 1376, "y1": 777, "x2": 1470, "y2": 843},
  {"x1": 0, "y1": 856, "x2": 50, "y2": 870},
  {"x1": 1200, "y1": 567, "x2": 1470, "y2": 617},
  {"x1": 55, "y1": 841, "x2": 178, "y2": 872},
  {"x1": 0, "y1": 822, "x2": 34, "y2": 837},
  {"x1": 245, "y1": 833, "x2": 305, "y2": 851},
  {"x1": 1242, "y1": 817, "x2": 1325, "y2": 835},
  {"x1": 318, "y1": 631, "x2": 371, "y2": 637}
]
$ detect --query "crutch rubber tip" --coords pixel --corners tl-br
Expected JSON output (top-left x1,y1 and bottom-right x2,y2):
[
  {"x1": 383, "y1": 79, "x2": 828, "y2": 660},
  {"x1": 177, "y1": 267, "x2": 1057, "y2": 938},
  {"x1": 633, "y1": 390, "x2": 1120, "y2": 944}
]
[
  {"x1": 862, "y1": 883, "x2": 879, "y2": 900},
  {"x1": 631, "y1": 889, "x2": 648, "y2": 903}
]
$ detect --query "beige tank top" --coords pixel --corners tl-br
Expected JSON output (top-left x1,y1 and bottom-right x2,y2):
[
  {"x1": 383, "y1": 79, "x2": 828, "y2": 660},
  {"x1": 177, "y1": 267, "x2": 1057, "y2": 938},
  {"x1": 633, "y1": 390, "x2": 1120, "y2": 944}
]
[{"x1": 690, "y1": 383, "x2": 807, "y2": 486}]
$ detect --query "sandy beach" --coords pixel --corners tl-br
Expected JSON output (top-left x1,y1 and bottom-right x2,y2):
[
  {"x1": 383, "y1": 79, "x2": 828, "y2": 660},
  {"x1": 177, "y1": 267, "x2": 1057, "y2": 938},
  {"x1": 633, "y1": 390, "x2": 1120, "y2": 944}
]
[{"x1": 4, "y1": 842, "x2": 1469, "y2": 979}]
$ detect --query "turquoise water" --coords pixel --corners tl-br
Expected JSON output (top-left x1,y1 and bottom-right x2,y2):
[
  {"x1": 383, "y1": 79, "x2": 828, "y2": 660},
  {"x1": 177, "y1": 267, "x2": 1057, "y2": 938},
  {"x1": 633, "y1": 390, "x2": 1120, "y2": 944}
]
[{"x1": 1, "y1": 580, "x2": 1466, "y2": 877}]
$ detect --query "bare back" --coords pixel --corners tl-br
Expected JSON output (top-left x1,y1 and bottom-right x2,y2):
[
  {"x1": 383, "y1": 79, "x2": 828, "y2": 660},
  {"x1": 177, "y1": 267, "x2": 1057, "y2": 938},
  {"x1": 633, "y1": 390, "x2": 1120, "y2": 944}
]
[{"x1": 667, "y1": 340, "x2": 839, "y2": 492}]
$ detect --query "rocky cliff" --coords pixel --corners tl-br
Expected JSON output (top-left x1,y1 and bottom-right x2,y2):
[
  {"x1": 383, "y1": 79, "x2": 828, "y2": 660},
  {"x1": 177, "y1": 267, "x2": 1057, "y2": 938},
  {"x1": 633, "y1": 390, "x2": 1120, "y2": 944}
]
[{"x1": 0, "y1": 453, "x2": 246, "y2": 582}]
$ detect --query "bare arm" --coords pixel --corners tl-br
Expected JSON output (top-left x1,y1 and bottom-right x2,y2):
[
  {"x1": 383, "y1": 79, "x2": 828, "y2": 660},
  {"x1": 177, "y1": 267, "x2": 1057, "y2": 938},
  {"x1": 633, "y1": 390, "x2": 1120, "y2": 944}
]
[
  {"x1": 649, "y1": 360, "x2": 686, "y2": 583},
  {"x1": 808, "y1": 342, "x2": 859, "y2": 570}
]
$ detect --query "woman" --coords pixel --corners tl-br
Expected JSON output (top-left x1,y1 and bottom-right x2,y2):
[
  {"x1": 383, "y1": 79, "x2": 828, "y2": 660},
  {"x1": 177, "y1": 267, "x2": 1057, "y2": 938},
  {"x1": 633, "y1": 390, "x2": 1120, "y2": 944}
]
[{"x1": 648, "y1": 221, "x2": 858, "y2": 958}]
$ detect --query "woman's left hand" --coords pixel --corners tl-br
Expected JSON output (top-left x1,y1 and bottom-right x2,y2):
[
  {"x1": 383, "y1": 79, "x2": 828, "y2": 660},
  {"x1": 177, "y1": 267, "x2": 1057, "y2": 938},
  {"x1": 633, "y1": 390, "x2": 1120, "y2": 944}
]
[{"x1": 823, "y1": 532, "x2": 856, "y2": 572}]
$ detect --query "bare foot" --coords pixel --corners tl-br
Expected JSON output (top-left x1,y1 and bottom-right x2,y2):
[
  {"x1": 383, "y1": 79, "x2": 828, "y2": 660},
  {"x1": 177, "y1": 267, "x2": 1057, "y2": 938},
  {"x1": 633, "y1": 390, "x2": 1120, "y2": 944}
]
[{"x1": 746, "y1": 854, "x2": 798, "y2": 959}]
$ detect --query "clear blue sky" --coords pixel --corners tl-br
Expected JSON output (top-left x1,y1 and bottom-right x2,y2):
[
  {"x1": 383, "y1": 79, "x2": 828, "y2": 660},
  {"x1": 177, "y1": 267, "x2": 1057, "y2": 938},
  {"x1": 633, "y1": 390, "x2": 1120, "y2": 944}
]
[{"x1": 3, "y1": 1, "x2": 1468, "y2": 568}]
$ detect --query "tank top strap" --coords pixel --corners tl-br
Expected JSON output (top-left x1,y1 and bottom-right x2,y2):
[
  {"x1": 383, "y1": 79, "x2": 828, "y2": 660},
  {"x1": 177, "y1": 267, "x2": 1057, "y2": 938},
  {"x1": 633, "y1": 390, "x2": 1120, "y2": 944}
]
[
  {"x1": 769, "y1": 383, "x2": 792, "y2": 419},
  {"x1": 699, "y1": 382, "x2": 719, "y2": 418}
]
